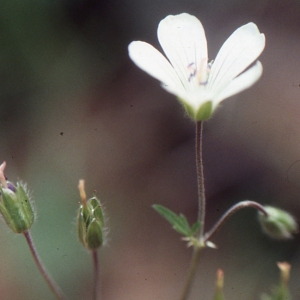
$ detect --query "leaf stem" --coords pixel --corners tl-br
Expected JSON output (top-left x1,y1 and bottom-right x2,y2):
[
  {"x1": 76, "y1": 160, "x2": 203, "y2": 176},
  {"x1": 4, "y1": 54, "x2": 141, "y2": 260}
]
[
  {"x1": 203, "y1": 200, "x2": 269, "y2": 243},
  {"x1": 92, "y1": 249, "x2": 100, "y2": 300},
  {"x1": 23, "y1": 230, "x2": 67, "y2": 300}
]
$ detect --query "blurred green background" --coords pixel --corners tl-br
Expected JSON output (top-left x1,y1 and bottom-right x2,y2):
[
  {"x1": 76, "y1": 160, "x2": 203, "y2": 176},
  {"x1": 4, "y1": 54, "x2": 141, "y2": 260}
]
[{"x1": 0, "y1": 0, "x2": 300, "y2": 299}]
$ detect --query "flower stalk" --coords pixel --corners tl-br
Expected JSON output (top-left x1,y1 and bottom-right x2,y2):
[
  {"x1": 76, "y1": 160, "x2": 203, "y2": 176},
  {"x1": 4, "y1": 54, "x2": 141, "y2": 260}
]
[
  {"x1": 179, "y1": 121, "x2": 206, "y2": 300},
  {"x1": 23, "y1": 230, "x2": 67, "y2": 300},
  {"x1": 204, "y1": 200, "x2": 269, "y2": 243},
  {"x1": 92, "y1": 249, "x2": 100, "y2": 300},
  {"x1": 196, "y1": 121, "x2": 205, "y2": 238}
]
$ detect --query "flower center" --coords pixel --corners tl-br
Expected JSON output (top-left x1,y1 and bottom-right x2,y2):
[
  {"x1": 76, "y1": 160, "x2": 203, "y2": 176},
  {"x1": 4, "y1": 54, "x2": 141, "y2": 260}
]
[{"x1": 187, "y1": 59, "x2": 212, "y2": 87}]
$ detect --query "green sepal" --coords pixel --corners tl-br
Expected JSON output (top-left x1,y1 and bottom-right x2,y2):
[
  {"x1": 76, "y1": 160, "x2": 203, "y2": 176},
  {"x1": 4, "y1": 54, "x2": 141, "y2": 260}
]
[
  {"x1": 86, "y1": 219, "x2": 103, "y2": 250},
  {"x1": 89, "y1": 197, "x2": 104, "y2": 227},
  {"x1": 17, "y1": 183, "x2": 34, "y2": 225},
  {"x1": 195, "y1": 101, "x2": 213, "y2": 121},
  {"x1": 77, "y1": 196, "x2": 105, "y2": 250},
  {"x1": 153, "y1": 204, "x2": 199, "y2": 237},
  {"x1": 81, "y1": 204, "x2": 91, "y2": 224},
  {"x1": 77, "y1": 208, "x2": 87, "y2": 245},
  {"x1": 0, "y1": 183, "x2": 34, "y2": 233},
  {"x1": 0, "y1": 200, "x2": 17, "y2": 232},
  {"x1": 179, "y1": 99, "x2": 213, "y2": 121}
]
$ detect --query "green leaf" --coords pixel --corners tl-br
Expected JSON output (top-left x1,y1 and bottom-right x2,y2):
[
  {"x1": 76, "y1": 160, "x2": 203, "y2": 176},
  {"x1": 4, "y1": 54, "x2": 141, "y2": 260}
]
[
  {"x1": 191, "y1": 221, "x2": 201, "y2": 235},
  {"x1": 153, "y1": 204, "x2": 191, "y2": 236}
]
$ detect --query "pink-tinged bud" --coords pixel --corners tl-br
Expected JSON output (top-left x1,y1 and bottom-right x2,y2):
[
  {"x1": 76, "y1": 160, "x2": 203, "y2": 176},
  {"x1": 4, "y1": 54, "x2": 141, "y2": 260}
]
[{"x1": 0, "y1": 162, "x2": 34, "y2": 233}]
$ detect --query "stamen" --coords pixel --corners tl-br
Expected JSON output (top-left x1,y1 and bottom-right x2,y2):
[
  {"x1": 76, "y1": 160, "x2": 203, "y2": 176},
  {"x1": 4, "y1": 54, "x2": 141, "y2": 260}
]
[{"x1": 187, "y1": 62, "x2": 197, "y2": 82}]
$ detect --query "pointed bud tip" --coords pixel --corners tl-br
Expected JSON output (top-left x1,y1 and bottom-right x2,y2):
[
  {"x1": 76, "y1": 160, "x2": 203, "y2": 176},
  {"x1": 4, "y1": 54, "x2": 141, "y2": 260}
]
[
  {"x1": 78, "y1": 179, "x2": 87, "y2": 205},
  {"x1": 216, "y1": 269, "x2": 224, "y2": 289},
  {"x1": 277, "y1": 262, "x2": 291, "y2": 285}
]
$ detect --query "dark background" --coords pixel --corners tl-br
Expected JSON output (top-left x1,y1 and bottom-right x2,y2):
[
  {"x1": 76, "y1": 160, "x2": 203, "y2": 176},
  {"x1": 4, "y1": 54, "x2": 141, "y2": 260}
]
[{"x1": 0, "y1": 0, "x2": 300, "y2": 299}]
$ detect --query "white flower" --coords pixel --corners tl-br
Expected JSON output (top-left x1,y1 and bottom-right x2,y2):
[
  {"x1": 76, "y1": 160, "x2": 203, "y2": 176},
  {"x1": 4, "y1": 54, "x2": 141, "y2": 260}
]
[{"x1": 128, "y1": 13, "x2": 265, "y2": 121}]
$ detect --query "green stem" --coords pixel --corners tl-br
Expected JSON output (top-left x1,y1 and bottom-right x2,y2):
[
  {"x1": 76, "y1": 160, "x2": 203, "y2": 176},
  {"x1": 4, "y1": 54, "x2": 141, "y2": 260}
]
[
  {"x1": 179, "y1": 121, "x2": 206, "y2": 300},
  {"x1": 179, "y1": 247, "x2": 202, "y2": 300},
  {"x1": 196, "y1": 121, "x2": 206, "y2": 238},
  {"x1": 92, "y1": 250, "x2": 99, "y2": 300},
  {"x1": 23, "y1": 230, "x2": 67, "y2": 300},
  {"x1": 203, "y1": 200, "x2": 269, "y2": 243}
]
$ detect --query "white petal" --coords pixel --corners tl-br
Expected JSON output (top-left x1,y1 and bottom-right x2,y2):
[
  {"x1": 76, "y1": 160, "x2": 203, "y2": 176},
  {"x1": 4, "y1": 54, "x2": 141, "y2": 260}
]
[
  {"x1": 128, "y1": 41, "x2": 183, "y2": 89},
  {"x1": 213, "y1": 61, "x2": 263, "y2": 106},
  {"x1": 208, "y1": 23, "x2": 265, "y2": 93},
  {"x1": 157, "y1": 13, "x2": 208, "y2": 88}
]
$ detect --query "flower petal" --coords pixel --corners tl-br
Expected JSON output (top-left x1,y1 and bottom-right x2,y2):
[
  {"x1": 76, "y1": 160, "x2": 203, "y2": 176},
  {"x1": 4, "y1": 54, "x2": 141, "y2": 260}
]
[
  {"x1": 213, "y1": 61, "x2": 263, "y2": 106},
  {"x1": 208, "y1": 23, "x2": 265, "y2": 93},
  {"x1": 128, "y1": 41, "x2": 183, "y2": 89},
  {"x1": 157, "y1": 13, "x2": 208, "y2": 89}
]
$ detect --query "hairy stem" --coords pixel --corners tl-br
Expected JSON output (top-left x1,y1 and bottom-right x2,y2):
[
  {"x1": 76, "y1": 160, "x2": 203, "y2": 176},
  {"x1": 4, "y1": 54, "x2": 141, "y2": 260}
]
[
  {"x1": 23, "y1": 230, "x2": 67, "y2": 300},
  {"x1": 179, "y1": 121, "x2": 206, "y2": 300},
  {"x1": 92, "y1": 250, "x2": 99, "y2": 300},
  {"x1": 204, "y1": 200, "x2": 269, "y2": 243},
  {"x1": 179, "y1": 247, "x2": 202, "y2": 300},
  {"x1": 196, "y1": 121, "x2": 205, "y2": 238}
]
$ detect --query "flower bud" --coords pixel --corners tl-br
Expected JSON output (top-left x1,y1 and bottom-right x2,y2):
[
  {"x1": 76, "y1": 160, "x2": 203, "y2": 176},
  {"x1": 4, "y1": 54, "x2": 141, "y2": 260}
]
[
  {"x1": 258, "y1": 206, "x2": 298, "y2": 239},
  {"x1": 77, "y1": 180, "x2": 105, "y2": 250},
  {"x1": 0, "y1": 162, "x2": 34, "y2": 233},
  {"x1": 277, "y1": 262, "x2": 291, "y2": 287},
  {"x1": 261, "y1": 262, "x2": 292, "y2": 300},
  {"x1": 213, "y1": 269, "x2": 225, "y2": 300}
]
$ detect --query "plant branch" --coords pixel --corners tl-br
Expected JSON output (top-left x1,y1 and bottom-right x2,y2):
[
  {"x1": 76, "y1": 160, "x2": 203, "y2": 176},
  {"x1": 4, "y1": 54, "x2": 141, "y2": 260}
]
[{"x1": 203, "y1": 200, "x2": 269, "y2": 243}]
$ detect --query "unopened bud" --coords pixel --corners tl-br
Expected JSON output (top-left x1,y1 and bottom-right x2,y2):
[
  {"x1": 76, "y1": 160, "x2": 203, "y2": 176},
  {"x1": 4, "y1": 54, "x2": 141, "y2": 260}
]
[
  {"x1": 77, "y1": 180, "x2": 105, "y2": 250},
  {"x1": 213, "y1": 269, "x2": 225, "y2": 300},
  {"x1": 258, "y1": 206, "x2": 298, "y2": 239},
  {"x1": 0, "y1": 162, "x2": 34, "y2": 233},
  {"x1": 277, "y1": 262, "x2": 291, "y2": 287}
]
